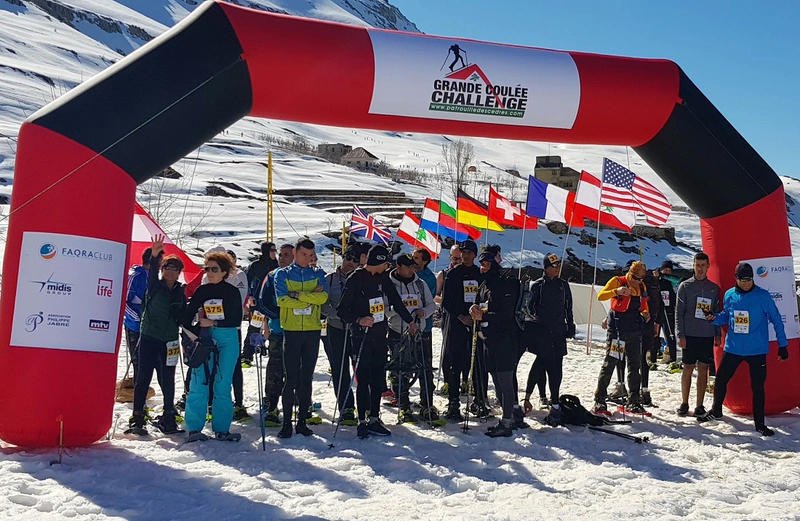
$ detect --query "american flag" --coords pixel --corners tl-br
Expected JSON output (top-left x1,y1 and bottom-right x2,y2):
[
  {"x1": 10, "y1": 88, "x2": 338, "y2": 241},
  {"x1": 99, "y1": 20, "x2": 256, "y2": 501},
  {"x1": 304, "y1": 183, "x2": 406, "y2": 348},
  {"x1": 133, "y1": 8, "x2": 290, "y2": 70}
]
[
  {"x1": 349, "y1": 205, "x2": 392, "y2": 245},
  {"x1": 600, "y1": 158, "x2": 671, "y2": 226}
]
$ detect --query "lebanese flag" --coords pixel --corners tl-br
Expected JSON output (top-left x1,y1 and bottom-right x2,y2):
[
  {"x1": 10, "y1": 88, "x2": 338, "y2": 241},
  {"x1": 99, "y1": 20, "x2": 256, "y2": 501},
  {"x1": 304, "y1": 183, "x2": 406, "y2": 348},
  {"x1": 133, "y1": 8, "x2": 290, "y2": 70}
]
[
  {"x1": 397, "y1": 210, "x2": 441, "y2": 259},
  {"x1": 574, "y1": 170, "x2": 636, "y2": 231},
  {"x1": 525, "y1": 176, "x2": 584, "y2": 227},
  {"x1": 488, "y1": 185, "x2": 537, "y2": 229},
  {"x1": 130, "y1": 203, "x2": 202, "y2": 280}
]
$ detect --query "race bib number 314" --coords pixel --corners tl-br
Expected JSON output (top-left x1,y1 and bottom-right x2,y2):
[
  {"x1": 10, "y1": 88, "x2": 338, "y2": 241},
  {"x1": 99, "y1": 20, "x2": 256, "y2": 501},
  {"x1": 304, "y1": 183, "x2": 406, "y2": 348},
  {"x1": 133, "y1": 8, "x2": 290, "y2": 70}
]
[{"x1": 463, "y1": 280, "x2": 478, "y2": 303}]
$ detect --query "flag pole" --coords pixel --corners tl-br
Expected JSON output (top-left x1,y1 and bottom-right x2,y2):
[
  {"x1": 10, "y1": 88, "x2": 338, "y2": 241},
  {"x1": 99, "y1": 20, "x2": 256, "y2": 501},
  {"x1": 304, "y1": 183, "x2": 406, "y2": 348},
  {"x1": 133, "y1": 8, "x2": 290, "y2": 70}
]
[
  {"x1": 517, "y1": 218, "x2": 527, "y2": 279},
  {"x1": 342, "y1": 220, "x2": 347, "y2": 254},
  {"x1": 484, "y1": 183, "x2": 491, "y2": 248},
  {"x1": 558, "y1": 205, "x2": 576, "y2": 279}
]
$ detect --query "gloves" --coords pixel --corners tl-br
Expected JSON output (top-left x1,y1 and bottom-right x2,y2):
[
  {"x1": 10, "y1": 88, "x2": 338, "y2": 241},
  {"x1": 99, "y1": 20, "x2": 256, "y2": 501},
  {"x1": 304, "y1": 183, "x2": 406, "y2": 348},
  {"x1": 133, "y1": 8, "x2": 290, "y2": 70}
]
[
  {"x1": 779, "y1": 345, "x2": 789, "y2": 360},
  {"x1": 566, "y1": 323, "x2": 576, "y2": 339},
  {"x1": 249, "y1": 333, "x2": 267, "y2": 349}
]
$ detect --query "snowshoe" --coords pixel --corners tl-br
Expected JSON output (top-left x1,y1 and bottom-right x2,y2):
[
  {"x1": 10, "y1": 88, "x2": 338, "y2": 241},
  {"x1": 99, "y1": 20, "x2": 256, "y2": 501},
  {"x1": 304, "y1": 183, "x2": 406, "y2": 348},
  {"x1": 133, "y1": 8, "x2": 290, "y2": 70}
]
[
  {"x1": 233, "y1": 405, "x2": 251, "y2": 422},
  {"x1": 306, "y1": 407, "x2": 323, "y2": 425},
  {"x1": 539, "y1": 396, "x2": 551, "y2": 410},
  {"x1": 398, "y1": 408, "x2": 415, "y2": 424},
  {"x1": 185, "y1": 431, "x2": 208, "y2": 443},
  {"x1": 607, "y1": 384, "x2": 628, "y2": 405},
  {"x1": 386, "y1": 397, "x2": 399, "y2": 408},
  {"x1": 647, "y1": 361, "x2": 658, "y2": 371},
  {"x1": 153, "y1": 411, "x2": 184, "y2": 435},
  {"x1": 215, "y1": 431, "x2": 241, "y2": 442},
  {"x1": 485, "y1": 420, "x2": 513, "y2": 438},
  {"x1": 543, "y1": 406, "x2": 564, "y2": 427},
  {"x1": 460, "y1": 381, "x2": 470, "y2": 396},
  {"x1": 295, "y1": 422, "x2": 314, "y2": 437},
  {"x1": 381, "y1": 389, "x2": 395, "y2": 400},
  {"x1": 435, "y1": 383, "x2": 449, "y2": 397},
  {"x1": 419, "y1": 407, "x2": 446, "y2": 427},
  {"x1": 469, "y1": 402, "x2": 493, "y2": 418},
  {"x1": 263, "y1": 409, "x2": 282, "y2": 428},
  {"x1": 592, "y1": 402, "x2": 612, "y2": 416},
  {"x1": 620, "y1": 402, "x2": 651, "y2": 417},
  {"x1": 240, "y1": 358, "x2": 253, "y2": 369},
  {"x1": 125, "y1": 411, "x2": 148, "y2": 436},
  {"x1": 175, "y1": 395, "x2": 186, "y2": 412},
  {"x1": 367, "y1": 419, "x2": 391, "y2": 436},
  {"x1": 445, "y1": 403, "x2": 464, "y2": 422},
  {"x1": 340, "y1": 408, "x2": 358, "y2": 426},
  {"x1": 668, "y1": 362, "x2": 683, "y2": 374}
]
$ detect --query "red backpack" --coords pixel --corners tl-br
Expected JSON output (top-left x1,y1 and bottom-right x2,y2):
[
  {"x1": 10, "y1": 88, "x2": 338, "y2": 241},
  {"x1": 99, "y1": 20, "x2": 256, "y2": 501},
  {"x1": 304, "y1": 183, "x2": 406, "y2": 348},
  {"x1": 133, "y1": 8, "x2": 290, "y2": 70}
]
[{"x1": 610, "y1": 276, "x2": 648, "y2": 314}]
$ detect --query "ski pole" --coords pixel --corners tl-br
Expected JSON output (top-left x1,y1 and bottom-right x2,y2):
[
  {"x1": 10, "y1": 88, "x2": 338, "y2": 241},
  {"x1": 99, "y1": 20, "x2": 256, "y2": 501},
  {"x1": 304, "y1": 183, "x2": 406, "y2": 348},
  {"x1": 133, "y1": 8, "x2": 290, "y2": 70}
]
[
  {"x1": 253, "y1": 335, "x2": 267, "y2": 451},
  {"x1": 329, "y1": 326, "x2": 369, "y2": 449},
  {"x1": 439, "y1": 50, "x2": 452, "y2": 71},
  {"x1": 463, "y1": 322, "x2": 478, "y2": 433},
  {"x1": 332, "y1": 326, "x2": 351, "y2": 424},
  {"x1": 418, "y1": 324, "x2": 437, "y2": 428},
  {"x1": 588, "y1": 425, "x2": 649, "y2": 444}
]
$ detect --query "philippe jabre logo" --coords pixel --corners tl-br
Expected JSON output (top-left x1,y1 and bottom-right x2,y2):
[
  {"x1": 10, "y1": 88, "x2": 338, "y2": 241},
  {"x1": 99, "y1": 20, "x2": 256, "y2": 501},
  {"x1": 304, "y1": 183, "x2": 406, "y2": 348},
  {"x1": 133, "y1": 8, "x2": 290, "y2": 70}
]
[{"x1": 429, "y1": 44, "x2": 529, "y2": 119}]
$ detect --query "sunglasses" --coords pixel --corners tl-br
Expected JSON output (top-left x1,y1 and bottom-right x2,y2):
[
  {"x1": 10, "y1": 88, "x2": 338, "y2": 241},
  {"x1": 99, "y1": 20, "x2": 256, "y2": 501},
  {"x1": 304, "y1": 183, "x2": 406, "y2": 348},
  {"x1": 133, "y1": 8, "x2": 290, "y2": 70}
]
[
  {"x1": 204, "y1": 266, "x2": 221, "y2": 273},
  {"x1": 344, "y1": 254, "x2": 359, "y2": 261},
  {"x1": 450, "y1": 256, "x2": 462, "y2": 261},
  {"x1": 737, "y1": 277, "x2": 753, "y2": 282},
  {"x1": 631, "y1": 275, "x2": 644, "y2": 281},
  {"x1": 162, "y1": 265, "x2": 181, "y2": 272}
]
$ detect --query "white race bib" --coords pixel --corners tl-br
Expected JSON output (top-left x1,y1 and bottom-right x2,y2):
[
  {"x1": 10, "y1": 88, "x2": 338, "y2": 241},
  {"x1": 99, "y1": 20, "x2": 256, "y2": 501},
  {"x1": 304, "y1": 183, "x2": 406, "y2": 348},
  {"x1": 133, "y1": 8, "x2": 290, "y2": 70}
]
[
  {"x1": 204, "y1": 299, "x2": 225, "y2": 321},
  {"x1": 695, "y1": 297, "x2": 712, "y2": 320},
  {"x1": 166, "y1": 340, "x2": 180, "y2": 367},
  {"x1": 609, "y1": 338, "x2": 626, "y2": 360},
  {"x1": 369, "y1": 297, "x2": 385, "y2": 323},
  {"x1": 733, "y1": 310, "x2": 750, "y2": 334},
  {"x1": 463, "y1": 280, "x2": 478, "y2": 303},
  {"x1": 250, "y1": 310, "x2": 265, "y2": 329},
  {"x1": 661, "y1": 291, "x2": 670, "y2": 307},
  {"x1": 321, "y1": 318, "x2": 328, "y2": 337},
  {"x1": 293, "y1": 305, "x2": 312, "y2": 316},
  {"x1": 402, "y1": 293, "x2": 420, "y2": 313}
]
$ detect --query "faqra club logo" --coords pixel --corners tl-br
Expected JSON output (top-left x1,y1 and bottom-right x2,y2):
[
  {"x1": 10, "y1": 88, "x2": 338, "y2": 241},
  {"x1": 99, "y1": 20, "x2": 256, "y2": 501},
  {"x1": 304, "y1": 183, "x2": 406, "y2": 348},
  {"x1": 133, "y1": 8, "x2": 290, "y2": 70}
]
[
  {"x1": 30, "y1": 273, "x2": 73, "y2": 296},
  {"x1": 756, "y1": 266, "x2": 768, "y2": 278},
  {"x1": 430, "y1": 44, "x2": 529, "y2": 119},
  {"x1": 39, "y1": 243, "x2": 57, "y2": 260}
]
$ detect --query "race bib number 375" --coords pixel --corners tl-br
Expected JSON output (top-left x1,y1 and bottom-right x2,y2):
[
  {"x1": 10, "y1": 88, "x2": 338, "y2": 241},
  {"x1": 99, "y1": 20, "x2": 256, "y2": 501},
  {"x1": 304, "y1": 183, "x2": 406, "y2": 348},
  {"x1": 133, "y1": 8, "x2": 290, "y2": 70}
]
[{"x1": 204, "y1": 299, "x2": 225, "y2": 321}]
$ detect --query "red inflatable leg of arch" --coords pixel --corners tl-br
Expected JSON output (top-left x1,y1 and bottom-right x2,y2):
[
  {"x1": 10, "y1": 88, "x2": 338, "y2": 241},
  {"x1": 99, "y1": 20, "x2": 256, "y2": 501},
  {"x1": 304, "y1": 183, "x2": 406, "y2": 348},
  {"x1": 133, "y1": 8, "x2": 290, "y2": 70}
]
[
  {"x1": 0, "y1": 1, "x2": 795, "y2": 447},
  {"x1": 0, "y1": 123, "x2": 135, "y2": 447},
  {"x1": 701, "y1": 187, "x2": 800, "y2": 415}
]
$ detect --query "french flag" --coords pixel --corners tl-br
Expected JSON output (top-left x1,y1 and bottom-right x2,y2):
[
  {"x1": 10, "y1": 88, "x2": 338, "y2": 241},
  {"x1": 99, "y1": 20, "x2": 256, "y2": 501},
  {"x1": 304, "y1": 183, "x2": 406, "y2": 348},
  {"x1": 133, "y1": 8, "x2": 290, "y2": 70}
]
[{"x1": 525, "y1": 176, "x2": 583, "y2": 227}]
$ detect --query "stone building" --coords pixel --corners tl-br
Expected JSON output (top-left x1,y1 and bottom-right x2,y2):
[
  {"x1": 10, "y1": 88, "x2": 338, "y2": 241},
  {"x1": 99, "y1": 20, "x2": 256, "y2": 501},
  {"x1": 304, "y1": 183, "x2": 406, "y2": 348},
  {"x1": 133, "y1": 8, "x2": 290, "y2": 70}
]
[
  {"x1": 341, "y1": 147, "x2": 380, "y2": 172},
  {"x1": 317, "y1": 143, "x2": 352, "y2": 162},
  {"x1": 534, "y1": 155, "x2": 580, "y2": 192}
]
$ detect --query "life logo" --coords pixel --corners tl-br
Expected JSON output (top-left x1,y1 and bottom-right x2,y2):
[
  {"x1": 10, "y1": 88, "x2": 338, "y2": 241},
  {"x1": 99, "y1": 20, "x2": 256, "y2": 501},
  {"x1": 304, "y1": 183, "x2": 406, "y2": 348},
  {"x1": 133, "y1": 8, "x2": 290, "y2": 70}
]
[
  {"x1": 39, "y1": 243, "x2": 57, "y2": 260},
  {"x1": 97, "y1": 278, "x2": 113, "y2": 298},
  {"x1": 756, "y1": 266, "x2": 769, "y2": 278}
]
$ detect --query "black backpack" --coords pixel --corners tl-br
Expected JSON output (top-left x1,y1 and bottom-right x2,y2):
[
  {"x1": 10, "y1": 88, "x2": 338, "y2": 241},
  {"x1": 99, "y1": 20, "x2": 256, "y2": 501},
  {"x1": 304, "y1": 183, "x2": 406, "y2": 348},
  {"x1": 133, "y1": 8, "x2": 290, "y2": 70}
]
[{"x1": 559, "y1": 394, "x2": 607, "y2": 426}]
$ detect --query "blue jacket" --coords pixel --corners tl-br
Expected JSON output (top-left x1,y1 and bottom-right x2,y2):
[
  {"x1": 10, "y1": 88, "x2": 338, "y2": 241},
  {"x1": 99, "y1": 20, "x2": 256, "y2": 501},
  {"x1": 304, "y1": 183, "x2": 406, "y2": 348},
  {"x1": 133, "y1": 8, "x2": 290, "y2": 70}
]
[
  {"x1": 417, "y1": 267, "x2": 437, "y2": 333},
  {"x1": 256, "y1": 269, "x2": 283, "y2": 335},
  {"x1": 712, "y1": 285, "x2": 787, "y2": 356},
  {"x1": 124, "y1": 265, "x2": 148, "y2": 332}
]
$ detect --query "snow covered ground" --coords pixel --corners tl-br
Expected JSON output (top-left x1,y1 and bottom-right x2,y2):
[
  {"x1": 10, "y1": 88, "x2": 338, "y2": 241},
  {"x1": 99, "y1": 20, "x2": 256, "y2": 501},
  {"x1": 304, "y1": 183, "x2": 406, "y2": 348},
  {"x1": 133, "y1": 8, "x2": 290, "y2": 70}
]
[{"x1": 1, "y1": 328, "x2": 800, "y2": 521}]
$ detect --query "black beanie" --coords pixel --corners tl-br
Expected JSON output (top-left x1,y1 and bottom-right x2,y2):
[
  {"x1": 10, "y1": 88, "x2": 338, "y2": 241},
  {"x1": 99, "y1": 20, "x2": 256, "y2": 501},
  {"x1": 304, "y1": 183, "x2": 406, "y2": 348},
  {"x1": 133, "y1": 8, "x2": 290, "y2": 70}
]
[
  {"x1": 735, "y1": 262, "x2": 754, "y2": 279},
  {"x1": 660, "y1": 260, "x2": 674, "y2": 270},
  {"x1": 367, "y1": 244, "x2": 390, "y2": 266},
  {"x1": 543, "y1": 253, "x2": 560, "y2": 269}
]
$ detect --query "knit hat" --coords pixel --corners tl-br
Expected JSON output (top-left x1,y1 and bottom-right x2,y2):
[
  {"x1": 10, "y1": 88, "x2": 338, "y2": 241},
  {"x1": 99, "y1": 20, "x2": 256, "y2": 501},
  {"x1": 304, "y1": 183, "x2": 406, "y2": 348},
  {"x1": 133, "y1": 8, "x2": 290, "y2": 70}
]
[
  {"x1": 660, "y1": 260, "x2": 674, "y2": 270},
  {"x1": 543, "y1": 253, "x2": 560, "y2": 269},
  {"x1": 735, "y1": 262, "x2": 754, "y2": 279},
  {"x1": 478, "y1": 252, "x2": 497, "y2": 265},
  {"x1": 396, "y1": 253, "x2": 416, "y2": 267},
  {"x1": 367, "y1": 244, "x2": 390, "y2": 266},
  {"x1": 459, "y1": 240, "x2": 478, "y2": 254}
]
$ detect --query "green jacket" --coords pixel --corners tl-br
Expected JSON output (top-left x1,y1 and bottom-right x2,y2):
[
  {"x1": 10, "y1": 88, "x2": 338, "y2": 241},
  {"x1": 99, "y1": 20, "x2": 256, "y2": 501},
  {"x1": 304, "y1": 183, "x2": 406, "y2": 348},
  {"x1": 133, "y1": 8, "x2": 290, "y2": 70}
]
[
  {"x1": 274, "y1": 263, "x2": 329, "y2": 331},
  {"x1": 140, "y1": 256, "x2": 187, "y2": 342}
]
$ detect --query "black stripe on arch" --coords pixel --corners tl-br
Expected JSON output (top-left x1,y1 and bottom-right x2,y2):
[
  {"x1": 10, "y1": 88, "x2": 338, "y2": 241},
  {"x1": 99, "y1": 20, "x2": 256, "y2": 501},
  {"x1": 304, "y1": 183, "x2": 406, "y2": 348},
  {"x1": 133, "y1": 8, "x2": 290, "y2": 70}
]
[
  {"x1": 634, "y1": 68, "x2": 781, "y2": 220},
  {"x1": 32, "y1": 1, "x2": 252, "y2": 185}
]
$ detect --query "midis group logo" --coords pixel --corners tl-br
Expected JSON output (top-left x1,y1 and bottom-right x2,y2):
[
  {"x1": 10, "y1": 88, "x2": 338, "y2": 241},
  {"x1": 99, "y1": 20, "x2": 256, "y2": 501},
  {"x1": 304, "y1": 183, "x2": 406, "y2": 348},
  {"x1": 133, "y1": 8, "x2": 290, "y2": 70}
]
[
  {"x1": 429, "y1": 44, "x2": 529, "y2": 119},
  {"x1": 30, "y1": 273, "x2": 73, "y2": 296}
]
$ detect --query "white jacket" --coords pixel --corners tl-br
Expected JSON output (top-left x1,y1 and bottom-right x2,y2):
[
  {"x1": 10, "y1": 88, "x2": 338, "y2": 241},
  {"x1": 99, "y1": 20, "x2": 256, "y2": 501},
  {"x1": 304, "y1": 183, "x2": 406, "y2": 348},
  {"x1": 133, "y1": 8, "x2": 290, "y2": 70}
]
[{"x1": 386, "y1": 270, "x2": 435, "y2": 334}]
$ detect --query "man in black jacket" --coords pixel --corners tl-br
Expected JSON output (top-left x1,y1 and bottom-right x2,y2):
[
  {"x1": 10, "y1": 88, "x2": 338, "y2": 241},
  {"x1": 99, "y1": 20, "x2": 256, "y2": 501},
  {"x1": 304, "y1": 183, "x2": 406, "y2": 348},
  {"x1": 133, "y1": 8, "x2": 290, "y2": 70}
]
[
  {"x1": 522, "y1": 253, "x2": 575, "y2": 426},
  {"x1": 657, "y1": 260, "x2": 678, "y2": 367},
  {"x1": 337, "y1": 245, "x2": 418, "y2": 438},
  {"x1": 441, "y1": 240, "x2": 482, "y2": 420},
  {"x1": 470, "y1": 252, "x2": 520, "y2": 437},
  {"x1": 242, "y1": 242, "x2": 278, "y2": 365}
]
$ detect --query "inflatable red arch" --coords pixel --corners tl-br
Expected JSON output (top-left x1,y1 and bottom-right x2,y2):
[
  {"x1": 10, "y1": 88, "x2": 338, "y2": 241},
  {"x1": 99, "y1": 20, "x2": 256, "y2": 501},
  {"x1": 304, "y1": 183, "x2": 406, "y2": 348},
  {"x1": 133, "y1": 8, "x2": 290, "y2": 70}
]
[{"x1": 1, "y1": 1, "x2": 797, "y2": 447}]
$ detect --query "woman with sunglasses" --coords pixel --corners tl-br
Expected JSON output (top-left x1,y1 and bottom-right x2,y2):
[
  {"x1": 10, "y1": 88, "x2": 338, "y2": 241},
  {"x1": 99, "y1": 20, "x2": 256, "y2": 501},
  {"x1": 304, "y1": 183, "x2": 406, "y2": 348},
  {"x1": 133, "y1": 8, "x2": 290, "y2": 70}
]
[
  {"x1": 697, "y1": 262, "x2": 788, "y2": 436},
  {"x1": 592, "y1": 261, "x2": 651, "y2": 415},
  {"x1": 127, "y1": 234, "x2": 187, "y2": 436},
  {"x1": 181, "y1": 251, "x2": 243, "y2": 442}
]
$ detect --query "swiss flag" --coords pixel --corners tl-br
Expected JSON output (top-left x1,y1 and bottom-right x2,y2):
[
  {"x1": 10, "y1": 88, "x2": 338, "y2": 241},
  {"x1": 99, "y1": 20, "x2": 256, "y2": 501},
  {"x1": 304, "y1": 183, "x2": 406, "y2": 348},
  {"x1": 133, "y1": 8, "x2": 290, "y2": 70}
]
[{"x1": 488, "y1": 185, "x2": 537, "y2": 229}]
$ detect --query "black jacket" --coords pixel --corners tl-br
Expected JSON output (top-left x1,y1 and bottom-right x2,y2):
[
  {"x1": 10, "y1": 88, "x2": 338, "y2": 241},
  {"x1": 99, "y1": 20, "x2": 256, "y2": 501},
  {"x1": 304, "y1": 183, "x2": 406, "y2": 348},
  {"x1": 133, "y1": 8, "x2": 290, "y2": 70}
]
[
  {"x1": 657, "y1": 275, "x2": 676, "y2": 315},
  {"x1": 476, "y1": 270, "x2": 519, "y2": 337},
  {"x1": 246, "y1": 256, "x2": 278, "y2": 298},
  {"x1": 529, "y1": 275, "x2": 574, "y2": 334},
  {"x1": 337, "y1": 268, "x2": 414, "y2": 337},
  {"x1": 442, "y1": 264, "x2": 482, "y2": 319},
  {"x1": 182, "y1": 280, "x2": 243, "y2": 336}
]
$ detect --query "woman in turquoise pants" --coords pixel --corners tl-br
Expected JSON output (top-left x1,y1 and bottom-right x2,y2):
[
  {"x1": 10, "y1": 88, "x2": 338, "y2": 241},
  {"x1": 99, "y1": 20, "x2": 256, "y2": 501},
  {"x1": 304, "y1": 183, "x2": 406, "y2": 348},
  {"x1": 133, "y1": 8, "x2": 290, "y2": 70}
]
[{"x1": 181, "y1": 251, "x2": 244, "y2": 442}]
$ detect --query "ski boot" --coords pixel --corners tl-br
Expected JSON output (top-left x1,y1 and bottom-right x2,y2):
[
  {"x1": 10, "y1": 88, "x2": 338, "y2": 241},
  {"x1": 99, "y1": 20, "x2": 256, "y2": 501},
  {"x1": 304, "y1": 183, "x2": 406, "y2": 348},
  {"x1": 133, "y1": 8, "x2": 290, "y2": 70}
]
[{"x1": 124, "y1": 411, "x2": 148, "y2": 436}]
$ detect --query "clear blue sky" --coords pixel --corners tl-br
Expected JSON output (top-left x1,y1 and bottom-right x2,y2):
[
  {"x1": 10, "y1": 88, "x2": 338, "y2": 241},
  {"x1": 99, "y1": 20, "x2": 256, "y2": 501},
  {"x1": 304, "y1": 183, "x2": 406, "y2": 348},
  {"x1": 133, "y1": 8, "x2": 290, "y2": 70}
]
[{"x1": 390, "y1": 0, "x2": 800, "y2": 178}]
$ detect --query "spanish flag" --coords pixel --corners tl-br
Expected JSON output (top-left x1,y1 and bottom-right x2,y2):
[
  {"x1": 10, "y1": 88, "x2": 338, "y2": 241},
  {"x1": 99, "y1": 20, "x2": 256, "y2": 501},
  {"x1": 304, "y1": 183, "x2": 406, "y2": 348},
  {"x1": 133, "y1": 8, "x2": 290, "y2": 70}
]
[{"x1": 456, "y1": 189, "x2": 504, "y2": 232}]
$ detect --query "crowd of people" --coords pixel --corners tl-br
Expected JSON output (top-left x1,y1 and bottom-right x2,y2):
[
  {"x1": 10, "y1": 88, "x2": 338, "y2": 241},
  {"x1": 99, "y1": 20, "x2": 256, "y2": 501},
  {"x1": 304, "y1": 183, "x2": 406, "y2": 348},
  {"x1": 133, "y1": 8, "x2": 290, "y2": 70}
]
[{"x1": 121, "y1": 235, "x2": 789, "y2": 443}]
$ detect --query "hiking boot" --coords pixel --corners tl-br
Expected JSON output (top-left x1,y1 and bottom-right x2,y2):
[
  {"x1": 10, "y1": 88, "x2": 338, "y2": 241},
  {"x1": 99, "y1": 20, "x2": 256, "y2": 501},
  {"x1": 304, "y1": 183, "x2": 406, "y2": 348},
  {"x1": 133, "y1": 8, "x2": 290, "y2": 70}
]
[
  {"x1": 340, "y1": 408, "x2": 358, "y2": 426},
  {"x1": 693, "y1": 405, "x2": 707, "y2": 417},
  {"x1": 233, "y1": 405, "x2": 251, "y2": 422},
  {"x1": 512, "y1": 406, "x2": 529, "y2": 429},
  {"x1": 469, "y1": 402, "x2": 492, "y2": 418},
  {"x1": 485, "y1": 420, "x2": 513, "y2": 438},
  {"x1": 641, "y1": 391, "x2": 653, "y2": 407},
  {"x1": 445, "y1": 403, "x2": 464, "y2": 421},
  {"x1": 677, "y1": 403, "x2": 690, "y2": 417},
  {"x1": 240, "y1": 358, "x2": 253, "y2": 369},
  {"x1": 295, "y1": 422, "x2": 313, "y2": 437},
  {"x1": 185, "y1": 430, "x2": 208, "y2": 443},
  {"x1": 175, "y1": 395, "x2": 186, "y2": 412},
  {"x1": 263, "y1": 409, "x2": 281, "y2": 427},
  {"x1": 125, "y1": 411, "x2": 148, "y2": 436},
  {"x1": 592, "y1": 402, "x2": 609, "y2": 415},
  {"x1": 154, "y1": 411, "x2": 180, "y2": 434},
  {"x1": 367, "y1": 418, "x2": 391, "y2": 436},
  {"x1": 696, "y1": 410, "x2": 722, "y2": 423},
  {"x1": 357, "y1": 422, "x2": 370, "y2": 439},
  {"x1": 399, "y1": 408, "x2": 415, "y2": 423},
  {"x1": 215, "y1": 431, "x2": 241, "y2": 442},
  {"x1": 609, "y1": 383, "x2": 628, "y2": 402},
  {"x1": 277, "y1": 423, "x2": 293, "y2": 438},
  {"x1": 544, "y1": 406, "x2": 564, "y2": 427},
  {"x1": 756, "y1": 425, "x2": 775, "y2": 437},
  {"x1": 625, "y1": 402, "x2": 647, "y2": 415}
]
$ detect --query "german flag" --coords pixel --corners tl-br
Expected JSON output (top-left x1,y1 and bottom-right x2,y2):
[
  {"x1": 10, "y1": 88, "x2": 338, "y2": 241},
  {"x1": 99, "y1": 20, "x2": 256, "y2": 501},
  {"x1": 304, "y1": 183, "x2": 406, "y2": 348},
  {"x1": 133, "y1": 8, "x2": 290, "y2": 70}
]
[{"x1": 457, "y1": 189, "x2": 504, "y2": 232}]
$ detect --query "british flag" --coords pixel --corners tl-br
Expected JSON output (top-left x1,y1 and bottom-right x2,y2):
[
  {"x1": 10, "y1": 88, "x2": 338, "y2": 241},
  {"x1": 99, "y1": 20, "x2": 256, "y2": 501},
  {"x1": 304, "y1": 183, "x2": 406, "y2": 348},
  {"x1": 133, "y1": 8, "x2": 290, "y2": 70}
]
[{"x1": 349, "y1": 205, "x2": 392, "y2": 245}]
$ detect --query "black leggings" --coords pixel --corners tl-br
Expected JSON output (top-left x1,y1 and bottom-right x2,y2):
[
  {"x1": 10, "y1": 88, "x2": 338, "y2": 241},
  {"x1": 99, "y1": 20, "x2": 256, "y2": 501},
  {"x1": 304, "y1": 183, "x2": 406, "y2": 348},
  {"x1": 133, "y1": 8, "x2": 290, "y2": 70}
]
[
  {"x1": 711, "y1": 352, "x2": 767, "y2": 427},
  {"x1": 281, "y1": 331, "x2": 320, "y2": 424},
  {"x1": 353, "y1": 331, "x2": 388, "y2": 421},
  {"x1": 526, "y1": 351, "x2": 564, "y2": 405},
  {"x1": 133, "y1": 335, "x2": 176, "y2": 413}
]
